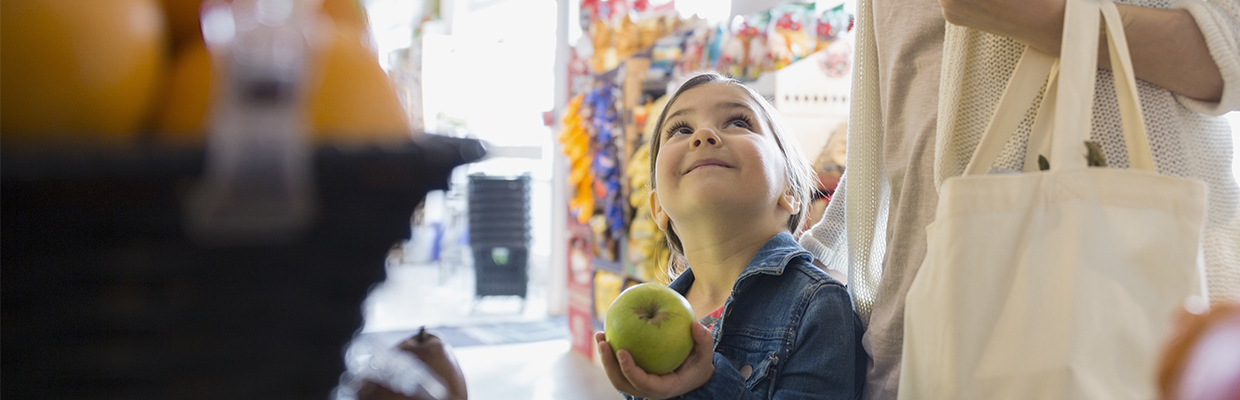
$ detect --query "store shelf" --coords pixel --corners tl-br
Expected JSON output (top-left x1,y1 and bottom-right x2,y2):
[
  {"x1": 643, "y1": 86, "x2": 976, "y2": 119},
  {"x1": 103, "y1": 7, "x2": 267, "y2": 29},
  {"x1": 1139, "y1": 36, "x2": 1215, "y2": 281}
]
[{"x1": 592, "y1": 257, "x2": 626, "y2": 276}]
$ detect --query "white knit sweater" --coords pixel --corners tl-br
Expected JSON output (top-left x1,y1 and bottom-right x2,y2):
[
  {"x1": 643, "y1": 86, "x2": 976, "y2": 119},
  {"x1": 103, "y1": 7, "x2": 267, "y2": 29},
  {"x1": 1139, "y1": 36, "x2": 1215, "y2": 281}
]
[{"x1": 801, "y1": 0, "x2": 1240, "y2": 328}]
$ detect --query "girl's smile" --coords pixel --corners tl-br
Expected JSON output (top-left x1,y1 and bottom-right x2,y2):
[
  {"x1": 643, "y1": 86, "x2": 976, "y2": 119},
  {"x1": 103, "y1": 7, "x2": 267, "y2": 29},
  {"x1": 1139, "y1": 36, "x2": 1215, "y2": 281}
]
[{"x1": 683, "y1": 158, "x2": 733, "y2": 174}]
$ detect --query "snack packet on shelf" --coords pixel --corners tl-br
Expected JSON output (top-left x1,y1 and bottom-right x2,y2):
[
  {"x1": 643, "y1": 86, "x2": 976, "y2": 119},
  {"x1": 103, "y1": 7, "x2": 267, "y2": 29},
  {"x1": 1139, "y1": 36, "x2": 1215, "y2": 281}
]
[
  {"x1": 678, "y1": 26, "x2": 711, "y2": 76},
  {"x1": 814, "y1": 3, "x2": 852, "y2": 52},
  {"x1": 614, "y1": 14, "x2": 640, "y2": 63},
  {"x1": 772, "y1": 2, "x2": 816, "y2": 67},
  {"x1": 589, "y1": 18, "x2": 612, "y2": 73},
  {"x1": 650, "y1": 32, "x2": 686, "y2": 81},
  {"x1": 742, "y1": 12, "x2": 771, "y2": 81},
  {"x1": 716, "y1": 19, "x2": 746, "y2": 79}
]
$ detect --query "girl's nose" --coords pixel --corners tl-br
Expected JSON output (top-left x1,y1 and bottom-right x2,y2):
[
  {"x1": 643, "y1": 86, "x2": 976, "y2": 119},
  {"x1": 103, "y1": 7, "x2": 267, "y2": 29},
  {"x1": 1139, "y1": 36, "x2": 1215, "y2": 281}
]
[{"x1": 690, "y1": 131, "x2": 720, "y2": 149}]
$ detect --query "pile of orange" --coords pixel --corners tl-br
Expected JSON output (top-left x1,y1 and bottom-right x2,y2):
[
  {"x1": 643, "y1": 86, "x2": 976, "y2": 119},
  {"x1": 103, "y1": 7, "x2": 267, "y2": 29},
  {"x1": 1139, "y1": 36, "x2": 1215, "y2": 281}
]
[{"x1": 1, "y1": 0, "x2": 412, "y2": 147}]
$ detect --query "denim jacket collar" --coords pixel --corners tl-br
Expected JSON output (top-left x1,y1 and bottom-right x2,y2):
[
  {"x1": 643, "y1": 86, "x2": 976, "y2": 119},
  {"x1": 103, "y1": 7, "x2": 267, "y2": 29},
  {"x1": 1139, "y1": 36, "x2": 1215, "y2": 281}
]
[{"x1": 667, "y1": 232, "x2": 813, "y2": 294}]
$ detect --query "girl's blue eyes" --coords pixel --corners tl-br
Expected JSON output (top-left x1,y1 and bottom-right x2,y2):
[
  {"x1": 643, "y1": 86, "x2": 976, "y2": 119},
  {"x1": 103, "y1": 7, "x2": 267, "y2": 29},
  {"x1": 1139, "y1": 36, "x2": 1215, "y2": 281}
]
[
  {"x1": 668, "y1": 123, "x2": 693, "y2": 136},
  {"x1": 666, "y1": 116, "x2": 754, "y2": 136}
]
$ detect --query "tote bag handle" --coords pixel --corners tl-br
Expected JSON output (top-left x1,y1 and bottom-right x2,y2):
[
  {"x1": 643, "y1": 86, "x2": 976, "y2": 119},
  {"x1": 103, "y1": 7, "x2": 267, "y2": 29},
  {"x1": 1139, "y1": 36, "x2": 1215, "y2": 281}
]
[{"x1": 963, "y1": 0, "x2": 1155, "y2": 176}]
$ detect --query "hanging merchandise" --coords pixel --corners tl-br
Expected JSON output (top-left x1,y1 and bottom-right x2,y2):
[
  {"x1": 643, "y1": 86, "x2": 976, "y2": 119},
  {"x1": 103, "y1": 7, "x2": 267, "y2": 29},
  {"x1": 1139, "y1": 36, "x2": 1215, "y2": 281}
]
[
  {"x1": 589, "y1": 17, "x2": 615, "y2": 72},
  {"x1": 678, "y1": 26, "x2": 711, "y2": 76},
  {"x1": 813, "y1": 3, "x2": 854, "y2": 78},
  {"x1": 583, "y1": 0, "x2": 686, "y2": 75},
  {"x1": 716, "y1": 19, "x2": 746, "y2": 79},
  {"x1": 636, "y1": 1, "x2": 676, "y2": 50},
  {"x1": 771, "y1": 2, "x2": 817, "y2": 69},
  {"x1": 818, "y1": 39, "x2": 853, "y2": 78},
  {"x1": 745, "y1": 12, "x2": 774, "y2": 81},
  {"x1": 626, "y1": 142, "x2": 665, "y2": 283},
  {"x1": 699, "y1": 25, "x2": 722, "y2": 76},
  {"x1": 624, "y1": 92, "x2": 672, "y2": 283},
  {"x1": 615, "y1": 15, "x2": 641, "y2": 63},
  {"x1": 593, "y1": 269, "x2": 627, "y2": 322},
  {"x1": 814, "y1": 3, "x2": 852, "y2": 51},
  {"x1": 650, "y1": 31, "x2": 687, "y2": 80},
  {"x1": 581, "y1": 81, "x2": 625, "y2": 261},
  {"x1": 559, "y1": 94, "x2": 595, "y2": 224}
]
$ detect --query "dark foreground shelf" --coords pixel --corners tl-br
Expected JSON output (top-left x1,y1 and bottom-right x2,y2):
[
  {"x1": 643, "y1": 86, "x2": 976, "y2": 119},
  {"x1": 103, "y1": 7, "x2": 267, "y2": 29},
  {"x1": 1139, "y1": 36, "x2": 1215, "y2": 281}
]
[{"x1": 1, "y1": 135, "x2": 485, "y2": 399}]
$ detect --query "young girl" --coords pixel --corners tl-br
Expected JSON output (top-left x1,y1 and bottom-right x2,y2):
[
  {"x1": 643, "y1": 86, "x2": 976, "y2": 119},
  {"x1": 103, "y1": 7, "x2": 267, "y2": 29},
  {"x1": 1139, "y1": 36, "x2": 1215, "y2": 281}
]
[{"x1": 594, "y1": 72, "x2": 866, "y2": 399}]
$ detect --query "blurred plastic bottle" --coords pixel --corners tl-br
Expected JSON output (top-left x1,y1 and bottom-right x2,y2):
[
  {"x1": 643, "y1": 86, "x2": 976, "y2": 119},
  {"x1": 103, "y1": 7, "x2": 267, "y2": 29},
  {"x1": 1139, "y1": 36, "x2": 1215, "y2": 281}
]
[{"x1": 186, "y1": 0, "x2": 316, "y2": 245}]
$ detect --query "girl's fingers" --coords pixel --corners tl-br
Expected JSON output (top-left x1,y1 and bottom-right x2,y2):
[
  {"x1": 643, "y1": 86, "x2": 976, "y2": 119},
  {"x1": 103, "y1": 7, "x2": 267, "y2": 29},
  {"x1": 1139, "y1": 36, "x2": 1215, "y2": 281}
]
[
  {"x1": 679, "y1": 323, "x2": 718, "y2": 388},
  {"x1": 692, "y1": 323, "x2": 714, "y2": 357},
  {"x1": 692, "y1": 322, "x2": 713, "y2": 348},
  {"x1": 615, "y1": 348, "x2": 661, "y2": 390},
  {"x1": 596, "y1": 338, "x2": 645, "y2": 396}
]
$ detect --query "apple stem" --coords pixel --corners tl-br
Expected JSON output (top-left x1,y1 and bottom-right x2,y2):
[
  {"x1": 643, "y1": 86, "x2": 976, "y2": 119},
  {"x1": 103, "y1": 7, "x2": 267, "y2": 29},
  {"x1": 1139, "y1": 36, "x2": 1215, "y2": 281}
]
[
  {"x1": 636, "y1": 303, "x2": 669, "y2": 327},
  {"x1": 417, "y1": 326, "x2": 427, "y2": 342}
]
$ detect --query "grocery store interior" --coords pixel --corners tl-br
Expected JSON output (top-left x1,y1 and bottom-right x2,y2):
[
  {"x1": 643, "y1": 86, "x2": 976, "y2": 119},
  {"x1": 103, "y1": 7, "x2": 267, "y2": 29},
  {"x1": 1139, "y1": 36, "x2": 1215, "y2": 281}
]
[{"x1": 4, "y1": 0, "x2": 1240, "y2": 399}]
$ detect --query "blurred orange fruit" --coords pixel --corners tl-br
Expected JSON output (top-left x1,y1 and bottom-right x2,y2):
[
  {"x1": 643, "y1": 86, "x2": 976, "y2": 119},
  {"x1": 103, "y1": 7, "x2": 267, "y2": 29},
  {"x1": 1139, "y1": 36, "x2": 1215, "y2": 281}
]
[
  {"x1": 158, "y1": 0, "x2": 206, "y2": 47},
  {"x1": 146, "y1": 0, "x2": 409, "y2": 144},
  {"x1": 152, "y1": 41, "x2": 214, "y2": 143},
  {"x1": 304, "y1": 26, "x2": 411, "y2": 143},
  {"x1": 320, "y1": 0, "x2": 369, "y2": 33},
  {"x1": 1, "y1": 0, "x2": 168, "y2": 145}
]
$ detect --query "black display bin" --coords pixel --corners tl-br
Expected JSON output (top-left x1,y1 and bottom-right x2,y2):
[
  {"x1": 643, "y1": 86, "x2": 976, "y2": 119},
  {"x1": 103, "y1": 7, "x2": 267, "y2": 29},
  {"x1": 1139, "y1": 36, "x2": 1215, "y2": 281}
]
[
  {"x1": 471, "y1": 246, "x2": 530, "y2": 298},
  {"x1": 466, "y1": 175, "x2": 530, "y2": 300},
  {"x1": 1, "y1": 135, "x2": 485, "y2": 400}
]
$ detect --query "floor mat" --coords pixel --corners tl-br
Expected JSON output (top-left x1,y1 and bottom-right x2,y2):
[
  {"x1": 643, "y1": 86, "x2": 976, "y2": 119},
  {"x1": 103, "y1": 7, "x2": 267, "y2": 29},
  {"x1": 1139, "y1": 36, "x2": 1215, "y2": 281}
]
[{"x1": 430, "y1": 316, "x2": 569, "y2": 347}]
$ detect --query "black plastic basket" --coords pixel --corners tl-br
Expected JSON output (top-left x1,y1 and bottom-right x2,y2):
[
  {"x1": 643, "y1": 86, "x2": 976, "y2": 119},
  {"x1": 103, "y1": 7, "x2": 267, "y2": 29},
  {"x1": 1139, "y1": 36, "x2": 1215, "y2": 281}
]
[
  {"x1": 1, "y1": 135, "x2": 484, "y2": 400},
  {"x1": 470, "y1": 246, "x2": 530, "y2": 299},
  {"x1": 466, "y1": 175, "x2": 531, "y2": 300}
]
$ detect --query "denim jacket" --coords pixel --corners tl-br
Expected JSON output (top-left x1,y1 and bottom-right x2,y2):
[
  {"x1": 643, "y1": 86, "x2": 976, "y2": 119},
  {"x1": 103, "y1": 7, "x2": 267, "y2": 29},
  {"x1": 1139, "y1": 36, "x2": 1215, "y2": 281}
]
[{"x1": 626, "y1": 232, "x2": 865, "y2": 400}]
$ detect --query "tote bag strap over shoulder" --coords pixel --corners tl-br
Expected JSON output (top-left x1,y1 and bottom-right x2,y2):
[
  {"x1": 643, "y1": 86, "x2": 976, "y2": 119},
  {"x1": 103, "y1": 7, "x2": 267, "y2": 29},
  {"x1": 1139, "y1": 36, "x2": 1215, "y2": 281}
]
[{"x1": 962, "y1": 0, "x2": 1155, "y2": 177}]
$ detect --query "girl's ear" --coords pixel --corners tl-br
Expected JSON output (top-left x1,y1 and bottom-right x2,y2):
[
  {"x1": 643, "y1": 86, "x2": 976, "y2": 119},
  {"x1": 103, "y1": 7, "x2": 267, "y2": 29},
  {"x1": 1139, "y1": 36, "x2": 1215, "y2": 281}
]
[
  {"x1": 649, "y1": 190, "x2": 671, "y2": 231},
  {"x1": 778, "y1": 190, "x2": 801, "y2": 215}
]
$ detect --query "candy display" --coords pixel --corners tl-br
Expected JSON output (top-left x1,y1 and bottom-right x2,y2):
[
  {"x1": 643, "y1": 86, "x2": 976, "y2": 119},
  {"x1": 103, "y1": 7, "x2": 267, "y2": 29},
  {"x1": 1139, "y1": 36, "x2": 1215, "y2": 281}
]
[
  {"x1": 626, "y1": 141, "x2": 671, "y2": 284},
  {"x1": 579, "y1": 0, "x2": 854, "y2": 82},
  {"x1": 678, "y1": 26, "x2": 711, "y2": 75},
  {"x1": 593, "y1": 269, "x2": 627, "y2": 322},
  {"x1": 717, "y1": 23, "x2": 747, "y2": 79},
  {"x1": 815, "y1": 3, "x2": 852, "y2": 51},
  {"x1": 582, "y1": 0, "x2": 684, "y2": 74},
  {"x1": 743, "y1": 12, "x2": 772, "y2": 81},
  {"x1": 558, "y1": 94, "x2": 594, "y2": 224},
  {"x1": 650, "y1": 32, "x2": 687, "y2": 80},
  {"x1": 772, "y1": 2, "x2": 817, "y2": 69}
]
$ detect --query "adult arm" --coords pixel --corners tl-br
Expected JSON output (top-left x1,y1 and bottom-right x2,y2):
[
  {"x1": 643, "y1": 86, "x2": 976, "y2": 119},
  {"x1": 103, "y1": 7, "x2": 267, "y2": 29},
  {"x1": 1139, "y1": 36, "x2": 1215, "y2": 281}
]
[
  {"x1": 940, "y1": 0, "x2": 1240, "y2": 109},
  {"x1": 799, "y1": 173, "x2": 850, "y2": 279}
]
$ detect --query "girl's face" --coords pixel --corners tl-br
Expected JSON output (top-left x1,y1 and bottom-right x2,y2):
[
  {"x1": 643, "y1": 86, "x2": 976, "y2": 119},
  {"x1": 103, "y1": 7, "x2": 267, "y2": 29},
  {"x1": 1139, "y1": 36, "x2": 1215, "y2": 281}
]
[{"x1": 652, "y1": 82, "x2": 791, "y2": 230}]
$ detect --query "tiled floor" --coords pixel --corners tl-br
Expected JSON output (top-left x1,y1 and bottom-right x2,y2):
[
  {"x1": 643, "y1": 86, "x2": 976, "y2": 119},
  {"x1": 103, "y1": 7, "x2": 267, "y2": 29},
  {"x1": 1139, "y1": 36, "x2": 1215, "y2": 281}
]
[
  {"x1": 358, "y1": 261, "x2": 618, "y2": 399},
  {"x1": 454, "y1": 340, "x2": 618, "y2": 400}
]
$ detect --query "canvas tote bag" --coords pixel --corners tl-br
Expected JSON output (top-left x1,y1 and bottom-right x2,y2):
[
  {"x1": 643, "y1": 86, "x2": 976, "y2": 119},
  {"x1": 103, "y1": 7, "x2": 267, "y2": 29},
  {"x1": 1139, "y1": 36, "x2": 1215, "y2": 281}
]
[{"x1": 898, "y1": 0, "x2": 1210, "y2": 398}]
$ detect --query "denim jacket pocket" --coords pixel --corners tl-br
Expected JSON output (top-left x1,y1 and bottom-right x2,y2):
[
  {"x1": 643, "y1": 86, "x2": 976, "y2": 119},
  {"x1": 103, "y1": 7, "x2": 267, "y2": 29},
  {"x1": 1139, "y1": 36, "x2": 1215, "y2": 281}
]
[
  {"x1": 745, "y1": 351, "x2": 779, "y2": 396},
  {"x1": 719, "y1": 345, "x2": 780, "y2": 398}
]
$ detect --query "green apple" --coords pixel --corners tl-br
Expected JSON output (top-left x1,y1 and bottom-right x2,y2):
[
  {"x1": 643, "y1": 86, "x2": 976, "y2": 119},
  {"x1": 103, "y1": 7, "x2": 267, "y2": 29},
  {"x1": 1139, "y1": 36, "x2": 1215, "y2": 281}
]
[{"x1": 604, "y1": 283, "x2": 697, "y2": 375}]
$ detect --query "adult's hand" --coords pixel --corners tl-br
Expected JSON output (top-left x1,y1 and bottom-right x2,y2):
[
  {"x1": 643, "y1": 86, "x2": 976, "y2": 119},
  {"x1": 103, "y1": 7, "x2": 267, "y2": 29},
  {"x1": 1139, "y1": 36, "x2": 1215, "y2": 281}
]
[
  {"x1": 358, "y1": 328, "x2": 469, "y2": 400},
  {"x1": 595, "y1": 322, "x2": 716, "y2": 399}
]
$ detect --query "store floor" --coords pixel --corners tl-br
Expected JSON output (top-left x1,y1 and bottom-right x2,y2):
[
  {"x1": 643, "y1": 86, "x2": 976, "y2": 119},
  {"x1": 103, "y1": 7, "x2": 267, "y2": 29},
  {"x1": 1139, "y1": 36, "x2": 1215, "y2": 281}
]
[{"x1": 359, "y1": 261, "x2": 618, "y2": 399}]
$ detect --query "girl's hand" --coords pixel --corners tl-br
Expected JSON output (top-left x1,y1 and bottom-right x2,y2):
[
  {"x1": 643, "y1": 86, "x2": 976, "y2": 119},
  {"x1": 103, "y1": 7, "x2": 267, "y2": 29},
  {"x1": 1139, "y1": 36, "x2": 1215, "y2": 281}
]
[
  {"x1": 939, "y1": 0, "x2": 1067, "y2": 55},
  {"x1": 594, "y1": 322, "x2": 716, "y2": 399}
]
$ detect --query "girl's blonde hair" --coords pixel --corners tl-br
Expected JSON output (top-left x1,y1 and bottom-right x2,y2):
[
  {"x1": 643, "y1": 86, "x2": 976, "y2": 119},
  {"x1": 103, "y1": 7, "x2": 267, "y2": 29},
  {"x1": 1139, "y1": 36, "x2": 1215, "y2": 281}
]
[{"x1": 649, "y1": 72, "x2": 818, "y2": 275}]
